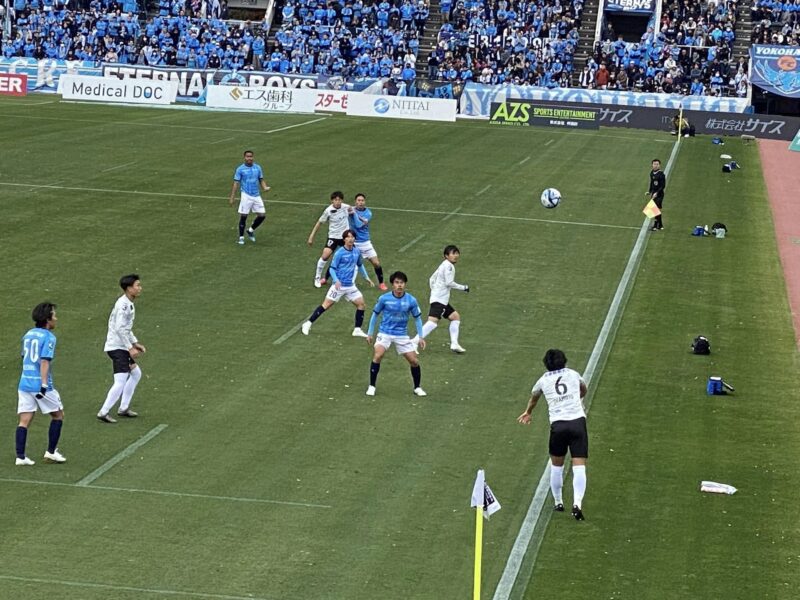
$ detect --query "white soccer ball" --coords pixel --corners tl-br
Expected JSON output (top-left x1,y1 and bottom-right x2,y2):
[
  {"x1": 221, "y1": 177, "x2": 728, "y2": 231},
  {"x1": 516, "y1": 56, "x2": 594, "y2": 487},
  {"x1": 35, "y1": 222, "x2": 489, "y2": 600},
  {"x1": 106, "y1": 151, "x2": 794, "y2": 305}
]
[{"x1": 540, "y1": 188, "x2": 561, "y2": 209}]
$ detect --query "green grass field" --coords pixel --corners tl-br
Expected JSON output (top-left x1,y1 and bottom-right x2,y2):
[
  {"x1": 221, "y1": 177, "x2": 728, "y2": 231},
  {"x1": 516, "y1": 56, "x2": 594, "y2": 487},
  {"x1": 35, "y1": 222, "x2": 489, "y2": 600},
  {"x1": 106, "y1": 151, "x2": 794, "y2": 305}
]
[{"x1": 0, "y1": 97, "x2": 798, "y2": 600}]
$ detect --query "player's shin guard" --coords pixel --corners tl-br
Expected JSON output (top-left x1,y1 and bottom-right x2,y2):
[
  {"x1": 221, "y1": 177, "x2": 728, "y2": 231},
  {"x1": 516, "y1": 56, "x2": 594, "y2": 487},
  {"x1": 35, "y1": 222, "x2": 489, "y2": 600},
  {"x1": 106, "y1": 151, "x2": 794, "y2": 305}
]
[
  {"x1": 251, "y1": 215, "x2": 266, "y2": 230},
  {"x1": 48, "y1": 419, "x2": 63, "y2": 454},
  {"x1": 375, "y1": 265, "x2": 384, "y2": 284},
  {"x1": 370, "y1": 361, "x2": 381, "y2": 386},
  {"x1": 309, "y1": 305, "x2": 326, "y2": 323},
  {"x1": 238, "y1": 214, "x2": 248, "y2": 236},
  {"x1": 15, "y1": 426, "x2": 28, "y2": 459},
  {"x1": 449, "y1": 320, "x2": 461, "y2": 345},
  {"x1": 410, "y1": 365, "x2": 421, "y2": 388},
  {"x1": 421, "y1": 320, "x2": 437, "y2": 339},
  {"x1": 120, "y1": 367, "x2": 142, "y2": 412},
  {"x1": 572, "y1": 465, "x2": 586, "y2": 509},
  {"x1": 355, "y1": 309, "x2": 365, "y2": 328},
  {"x1": 550, "y1": 464, "x2": 564, "y2": 505}
]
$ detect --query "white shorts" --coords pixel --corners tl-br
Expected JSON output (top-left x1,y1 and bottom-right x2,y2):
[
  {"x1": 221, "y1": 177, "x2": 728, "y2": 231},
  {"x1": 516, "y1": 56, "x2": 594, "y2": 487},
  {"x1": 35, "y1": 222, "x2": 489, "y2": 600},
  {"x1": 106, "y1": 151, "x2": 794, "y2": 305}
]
[
  {"x1": 18, "y1": 389, "x2": 63, "y2": 414},
  {"x1": 238, "y1": 192, "x2": 265, "y2": 214},
  {"x1": 375, "y1": 333, "x2": 415, "y2": 355},
  {"x1": 325, "y1": 283, "x2": 364, "y2": 304},
  {"x1": 355, "y1": 240, "x2": 378, "y2": 260}
]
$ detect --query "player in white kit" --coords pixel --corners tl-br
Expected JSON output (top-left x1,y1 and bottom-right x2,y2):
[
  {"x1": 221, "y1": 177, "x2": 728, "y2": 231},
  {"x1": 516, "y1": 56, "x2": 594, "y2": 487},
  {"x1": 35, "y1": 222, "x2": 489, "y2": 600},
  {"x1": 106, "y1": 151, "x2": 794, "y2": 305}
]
[
  {"x1": 517, "y1": 349, "x2": 589, "y2": 521},
  {"x1": 307, "y1": 191, "x2": 351, "y2": 288}
]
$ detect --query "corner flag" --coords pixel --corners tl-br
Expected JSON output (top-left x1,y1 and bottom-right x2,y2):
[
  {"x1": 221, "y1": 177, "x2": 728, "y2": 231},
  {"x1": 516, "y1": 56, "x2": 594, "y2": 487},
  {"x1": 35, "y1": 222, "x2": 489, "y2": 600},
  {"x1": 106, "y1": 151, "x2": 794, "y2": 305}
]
[
  {"x1": 470, "y1": 469, "x2": 501, "y2": 600},
  {"x1": 643, "y1": 199, "x2": 661, "y2": 218}
]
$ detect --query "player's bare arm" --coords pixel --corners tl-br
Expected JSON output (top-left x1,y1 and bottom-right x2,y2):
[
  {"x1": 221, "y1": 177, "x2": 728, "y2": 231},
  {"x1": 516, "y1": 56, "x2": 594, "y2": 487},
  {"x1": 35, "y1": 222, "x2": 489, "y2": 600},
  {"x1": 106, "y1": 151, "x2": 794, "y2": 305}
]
[
  {"x1": 307, "y1": 221, "x2": 321, "y2": 246},
  {"x1": 229, "y1": 181, "x2": 240, "y2": 206},
  {"x1": 517, "y1": 391, "x2": 542, "y2": 424}
]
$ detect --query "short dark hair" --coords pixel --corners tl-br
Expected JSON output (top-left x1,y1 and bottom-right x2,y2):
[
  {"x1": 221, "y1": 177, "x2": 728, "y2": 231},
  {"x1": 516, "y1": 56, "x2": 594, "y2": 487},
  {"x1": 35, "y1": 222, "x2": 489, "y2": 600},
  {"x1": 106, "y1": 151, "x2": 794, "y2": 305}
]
[
  {"x1": 243, "y1": 150, "x2": 254, "y2": 156},
  {"x1": 119, "y1": 273, "x2": 140, "y2": 291},
  {"x1": 652, "y1": 158, "x2": 661, "y2": 163},
  {"x1": 342, "y1": 229, "x2": 355, "y2": 240},
  {"x1": 331, "y1": 190, "x2": 344, "y2": 200},
  {"x1": 443, "y1": 244, "x2": 460, "y2": 256},
  {"x1": 32, "y1": 302, "x2": 56, "y2": 328},
  {"x1": 355, "y1": 192, "x2": 366, "y2": 200},
  {"x1": 543, "y1": 349, "x2": 567, "y2": 372},
  {"x1": 389, "y1": 271, "x2": 408, "y2": 283}
]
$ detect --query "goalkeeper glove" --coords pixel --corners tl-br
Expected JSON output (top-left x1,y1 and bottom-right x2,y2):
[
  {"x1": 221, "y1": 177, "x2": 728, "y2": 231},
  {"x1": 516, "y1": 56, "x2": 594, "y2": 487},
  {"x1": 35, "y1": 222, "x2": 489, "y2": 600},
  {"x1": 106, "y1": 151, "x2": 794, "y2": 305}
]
[{"x1": 35, "y1": 386, "x2": 47, "y2": 400}]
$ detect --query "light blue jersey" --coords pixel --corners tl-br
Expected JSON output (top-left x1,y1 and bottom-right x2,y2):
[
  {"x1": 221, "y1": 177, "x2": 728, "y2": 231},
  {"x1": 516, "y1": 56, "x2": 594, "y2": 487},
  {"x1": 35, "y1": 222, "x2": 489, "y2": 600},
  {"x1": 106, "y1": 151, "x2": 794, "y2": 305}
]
[
  {"x1": 368, "y1": 291, "x2": 423, "y2": 336},
  {"x1": 330, "y1": 245, "x2": 368, "y2": 286},
  {"x1": 18, "y1": 328, "x2": 56, "y2": 392},
  {"x1": 233, "y1": 163, "x2": 264, "y2": 196},
  {"x1": 348, "y1": 207, "x2": 372, "y2": 242}
]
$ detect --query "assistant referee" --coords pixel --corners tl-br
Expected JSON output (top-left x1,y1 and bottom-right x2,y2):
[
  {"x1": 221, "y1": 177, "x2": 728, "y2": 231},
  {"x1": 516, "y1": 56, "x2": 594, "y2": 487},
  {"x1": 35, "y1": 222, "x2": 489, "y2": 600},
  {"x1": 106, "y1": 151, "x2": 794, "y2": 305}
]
[{"x1": 648, "y1": 158, "x2": 666, "y2": 231}]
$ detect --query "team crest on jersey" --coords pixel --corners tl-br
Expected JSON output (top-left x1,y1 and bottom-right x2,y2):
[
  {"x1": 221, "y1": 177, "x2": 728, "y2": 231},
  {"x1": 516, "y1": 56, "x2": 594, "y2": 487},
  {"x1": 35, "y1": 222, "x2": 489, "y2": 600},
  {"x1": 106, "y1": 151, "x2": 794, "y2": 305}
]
[{"x1": 751, "y1": 45, "x2": 800, "y2": 98}]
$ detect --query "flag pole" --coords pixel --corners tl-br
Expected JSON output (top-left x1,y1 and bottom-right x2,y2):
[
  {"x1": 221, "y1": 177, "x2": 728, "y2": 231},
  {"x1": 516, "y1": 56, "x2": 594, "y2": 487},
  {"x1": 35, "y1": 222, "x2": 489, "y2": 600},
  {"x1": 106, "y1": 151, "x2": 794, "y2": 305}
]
[{"x1": 473, "y1": 504, "x2": 483, "y2": 600}]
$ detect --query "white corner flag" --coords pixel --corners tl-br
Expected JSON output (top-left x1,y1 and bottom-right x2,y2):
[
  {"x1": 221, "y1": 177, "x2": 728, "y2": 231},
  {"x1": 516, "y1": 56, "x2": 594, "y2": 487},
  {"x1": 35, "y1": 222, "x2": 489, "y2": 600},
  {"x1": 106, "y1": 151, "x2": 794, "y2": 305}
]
[{"x1": 470, "y1": 469, "x2": 501, "y2": 519}]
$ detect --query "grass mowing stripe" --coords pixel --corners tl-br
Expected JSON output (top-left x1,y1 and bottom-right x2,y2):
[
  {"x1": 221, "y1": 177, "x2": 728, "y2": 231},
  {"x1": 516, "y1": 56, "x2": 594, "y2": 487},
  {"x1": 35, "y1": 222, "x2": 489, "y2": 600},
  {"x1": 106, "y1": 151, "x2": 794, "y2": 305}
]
[
  {"x1": 0, "y1": 182, "x2": 640, "y2": 230},
  {"x1": 492, "y1": 136, "x2": 683, "y2": 600},
  {"x1": 0, "y1": 478, "x2": 332, "y2": 508},
  {"x1": 76, "y1": 424, "x2": 168, "y2": 486},
  {"x1": 0, "y1": 574, "x2": 275, "y2": 600}
]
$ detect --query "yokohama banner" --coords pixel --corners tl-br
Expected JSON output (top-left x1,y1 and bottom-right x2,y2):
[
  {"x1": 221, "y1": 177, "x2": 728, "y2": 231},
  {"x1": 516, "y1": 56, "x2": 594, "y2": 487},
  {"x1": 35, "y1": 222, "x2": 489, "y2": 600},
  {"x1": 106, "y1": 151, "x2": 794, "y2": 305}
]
[{"x1": 750, "y1": 45, "x2": 800, "y2": 98}]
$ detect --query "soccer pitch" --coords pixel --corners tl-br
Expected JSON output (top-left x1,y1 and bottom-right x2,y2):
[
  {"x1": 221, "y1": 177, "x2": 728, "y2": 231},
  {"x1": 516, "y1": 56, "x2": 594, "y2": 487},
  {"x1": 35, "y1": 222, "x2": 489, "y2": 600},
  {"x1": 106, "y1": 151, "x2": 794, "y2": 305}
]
[{"x1": 1, "y1": 97, "x2": 798, "y2": 600}]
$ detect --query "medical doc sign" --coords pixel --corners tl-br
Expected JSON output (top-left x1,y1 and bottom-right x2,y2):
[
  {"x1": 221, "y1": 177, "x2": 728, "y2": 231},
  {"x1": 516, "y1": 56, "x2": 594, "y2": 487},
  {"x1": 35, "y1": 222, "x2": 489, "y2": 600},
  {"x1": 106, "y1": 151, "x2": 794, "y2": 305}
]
[{"x1": 490, "y1": 100, "x2": 599, "y2": 129}]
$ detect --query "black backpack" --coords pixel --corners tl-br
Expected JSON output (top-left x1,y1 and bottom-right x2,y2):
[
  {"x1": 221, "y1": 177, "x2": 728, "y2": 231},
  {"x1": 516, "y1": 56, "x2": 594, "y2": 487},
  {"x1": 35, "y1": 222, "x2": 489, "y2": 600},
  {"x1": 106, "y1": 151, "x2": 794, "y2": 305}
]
[{"x1": 692, "y1": 336, "x2": 711, "y2": 355}]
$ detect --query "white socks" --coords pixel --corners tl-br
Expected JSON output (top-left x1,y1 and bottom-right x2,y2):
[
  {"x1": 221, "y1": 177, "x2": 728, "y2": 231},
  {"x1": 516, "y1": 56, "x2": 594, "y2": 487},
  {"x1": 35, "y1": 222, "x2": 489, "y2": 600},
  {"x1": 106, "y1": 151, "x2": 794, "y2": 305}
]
[
  {"x1": 449, "y1": 320, "x2": 460, "y2": 345},
  {"x1": 572, "y1": 465, "x2": 587, "y2": 509},
  {"x1": 315, "y1": 258, "x2": 327, "y2": 279},
  {"x1": 421, "y1": 320, "x2": 437, "y2": 339},
  {"x1": 550, "y1": 464, "x2": 564, "y2": 505},
  {"x1": 99, "y1": 373, "x2": 128, "y2": 416},
  {"x1": 120, "y1": 367, "x2": 142, "y2": 411}
]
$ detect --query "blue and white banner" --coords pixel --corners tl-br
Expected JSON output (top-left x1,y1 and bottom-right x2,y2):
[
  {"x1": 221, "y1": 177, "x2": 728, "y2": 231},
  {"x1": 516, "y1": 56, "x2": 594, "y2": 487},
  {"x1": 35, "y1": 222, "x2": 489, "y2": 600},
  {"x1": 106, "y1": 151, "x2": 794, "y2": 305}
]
[
  {"x1": 459, "y1": 83, "x2": 749, "y2": 116},
  {"x1": 750, "y1": 45, "x2": 800, "y2": 98},
  {"x1": 0, "y1": 57, "x2": 102, "y2": 94},
  {"x1": 605, "y1": 0, "x2": 656, "y2": 13}
]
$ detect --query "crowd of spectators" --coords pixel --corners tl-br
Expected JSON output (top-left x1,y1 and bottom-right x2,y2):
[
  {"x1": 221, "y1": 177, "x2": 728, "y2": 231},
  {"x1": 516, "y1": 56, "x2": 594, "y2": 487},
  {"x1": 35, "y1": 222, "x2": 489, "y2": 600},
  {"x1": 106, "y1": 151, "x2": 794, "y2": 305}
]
[
  {"x1": 583, "y1": 0, "x2": 748, "y2": 96},
  {"x1": 429, "y1": 0, "x2": 584, "y2": 86},
  {"x1": 751, "y1": 0, "x2": 800, "y2": 45},
  {"x1": 269, "y1": 0, "x2": 429, "y2": 79}
]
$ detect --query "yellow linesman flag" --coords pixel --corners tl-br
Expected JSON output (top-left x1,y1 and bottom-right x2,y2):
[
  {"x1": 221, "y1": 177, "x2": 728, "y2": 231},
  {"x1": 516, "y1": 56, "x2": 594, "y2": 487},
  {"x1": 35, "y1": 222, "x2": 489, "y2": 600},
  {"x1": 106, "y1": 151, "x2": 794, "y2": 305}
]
[{"x1": 643, "y1": 199, "x2": 661, "y2": 218}]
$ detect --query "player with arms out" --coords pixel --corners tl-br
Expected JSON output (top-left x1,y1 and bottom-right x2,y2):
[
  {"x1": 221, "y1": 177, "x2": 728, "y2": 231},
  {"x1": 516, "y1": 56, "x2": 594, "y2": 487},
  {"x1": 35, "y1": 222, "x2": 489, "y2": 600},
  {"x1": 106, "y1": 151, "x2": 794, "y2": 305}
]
[
  {"x1": 517, "y1": 349, "x2": 589, "y2": 521},
  {"x1": 229, "y1": 150, "x2": 270, "y2": 245},
  {"x1": 301, "y1": 229, "x2": 374, "y2": 337},
  {"x1": 97, "y1": 274, "x2": 146, "y2": 423},
  {"x1": 348, "y1": 192, "x2": 387, "y2": 291},
  {"x1": 414, "y1": 245, "x2": 469, "y2": 353},
  {"x1": 365, "y1": 271, "x2": 427, "y2": 397},
  {"x1": 16, "y1": 302, "x2": 66, "y2": 465},
  {"x1": 307, "y1": 191, "x2": 351, "y2": 287}
]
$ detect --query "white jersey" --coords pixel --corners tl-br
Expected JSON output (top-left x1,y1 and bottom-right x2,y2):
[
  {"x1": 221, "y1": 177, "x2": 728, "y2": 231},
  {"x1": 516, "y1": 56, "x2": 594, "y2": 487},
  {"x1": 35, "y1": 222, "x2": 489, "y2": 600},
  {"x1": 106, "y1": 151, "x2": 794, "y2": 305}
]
[
  {"x1": 318, "y1": 203, "x2": 351, "y2": 239},
  {"x1": 104, "y1": 294, "x2": 138, "y2": 351},
  {"x1": 531, "y1": 368, "x2": 586, "y2": 423},
  {"x1": 429, "y1": 259, "x2": 466, "y2": 305}
]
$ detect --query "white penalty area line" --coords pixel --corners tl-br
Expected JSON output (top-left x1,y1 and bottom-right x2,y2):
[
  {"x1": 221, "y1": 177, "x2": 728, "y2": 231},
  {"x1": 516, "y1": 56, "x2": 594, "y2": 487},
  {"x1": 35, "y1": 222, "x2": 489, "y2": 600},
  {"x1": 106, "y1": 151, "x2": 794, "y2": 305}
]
[
  {"x1": 544, "y1": 139, "x2": 554, "y2": 146},
  {"x1": 399, "y1": 233, "x2": 426, "y2": 253},
  {"x1": 273, "y1": 318, "x2": 308, "y2": 345},
  {"x1": 0, "y1": 574, "x2": 274, "y2": 600},
  {"x1": 0, "y1": 182, "x2": 640, "y2": 231},
  {"x1": 0, "y1": 477, "x2": 332, "y2": 508},
  {"x1": 76, "y1": 424, "x2": 168, "y2": 486},
  {"x1": 101, "y1": 160, "x2": 137, "y2": 173},
  {"x1": 493, "y1": 136, "x2": 684, "y2": 600},
  {"x1": 476, "y1": 184, "x2": 492, "y2": 196},
  {"x1": 518, "y1": 156, "x2": 532, "y2": 165}
]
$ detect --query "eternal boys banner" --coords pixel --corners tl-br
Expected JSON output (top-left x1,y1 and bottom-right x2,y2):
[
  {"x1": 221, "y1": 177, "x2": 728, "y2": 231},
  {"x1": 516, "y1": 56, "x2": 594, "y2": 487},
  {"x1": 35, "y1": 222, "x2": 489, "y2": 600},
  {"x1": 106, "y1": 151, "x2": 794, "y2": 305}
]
[{"x1": 750, "y1": 45, "x2": 800, "y2": 98}]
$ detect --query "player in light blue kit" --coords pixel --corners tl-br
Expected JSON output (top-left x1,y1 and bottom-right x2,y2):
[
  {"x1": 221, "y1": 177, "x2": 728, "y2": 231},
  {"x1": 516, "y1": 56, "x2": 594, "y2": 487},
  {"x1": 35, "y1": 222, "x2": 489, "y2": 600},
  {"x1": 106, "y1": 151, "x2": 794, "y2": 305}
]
[
  {"x1": 15, "y1": 302, "x2": 66, "y2": 466},
  {"x1": 348, "y1": 193, "x2": 387, "y2": 290},
  {"x1": 302, "y1": 229, "x2": 375, "y2": 337},
  {"x1": 229, "y1": 150, "x2": 270, "y2": 245},
  {"x1": 365, "y1": 271, "x2": 427, "y2": 397}
]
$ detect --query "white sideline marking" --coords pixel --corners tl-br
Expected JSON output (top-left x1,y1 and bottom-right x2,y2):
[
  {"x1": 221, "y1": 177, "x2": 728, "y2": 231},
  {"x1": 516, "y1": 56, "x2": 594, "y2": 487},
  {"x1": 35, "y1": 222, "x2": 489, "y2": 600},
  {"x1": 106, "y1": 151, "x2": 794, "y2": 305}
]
[
  {"x1": 101, "y1": 161, "x2": 137, "y2": 173},
  {"x1": 544, "y1": 139, "x2": 554, "y2": 146},
  {"x1": 492, "y1": 136, "x2": 683, "y2": 600},
  {"x1": 0, "y1": 182, "x2": 639, "y2": 231},
  {"x1": 0, "y1": 574, "x2": 274, "y2": 600},
  {"x1": 0, "y1": 477, "x2": 332, "y2": 508},
  {"x1": 399, "y1": 233, "x2": 426, "y2": 253},
  {"x1": 209, "y1": 136, "x2": 236, "y2": 145},
  {"x1": 76, "y1": 424, "x2": 168, "y2": 486},
  {"x1": 273, "y1": 318, "x2": 308, "y2": 345},
  {"x1": 518, "y1": 156, "x2": 532, "y2": 165},
  {"x1": 476, "y1": 184, "x2": 492, "y2": 196}
]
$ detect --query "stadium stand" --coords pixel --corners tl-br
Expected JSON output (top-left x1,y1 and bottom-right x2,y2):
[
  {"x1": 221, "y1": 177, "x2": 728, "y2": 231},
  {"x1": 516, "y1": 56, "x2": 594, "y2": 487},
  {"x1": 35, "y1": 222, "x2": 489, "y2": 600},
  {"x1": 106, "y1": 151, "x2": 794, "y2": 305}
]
[{"x1": 750, "y1": 0, "x2": 800, "y2": 45}]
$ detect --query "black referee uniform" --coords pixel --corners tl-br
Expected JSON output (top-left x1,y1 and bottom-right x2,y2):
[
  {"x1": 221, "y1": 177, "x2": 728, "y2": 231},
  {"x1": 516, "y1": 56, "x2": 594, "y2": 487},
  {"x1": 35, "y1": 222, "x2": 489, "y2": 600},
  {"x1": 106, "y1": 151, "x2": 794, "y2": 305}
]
[{"x1": 649, "y1": 166, "x2": 666, "y2": 230}]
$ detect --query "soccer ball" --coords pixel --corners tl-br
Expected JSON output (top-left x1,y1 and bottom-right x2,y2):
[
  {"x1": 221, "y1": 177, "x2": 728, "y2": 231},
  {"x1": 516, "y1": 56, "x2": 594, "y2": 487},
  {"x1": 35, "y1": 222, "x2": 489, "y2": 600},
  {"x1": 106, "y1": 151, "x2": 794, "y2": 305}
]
[{"x1": 540, "y1": 188, "x2": 561, "y2": 209}]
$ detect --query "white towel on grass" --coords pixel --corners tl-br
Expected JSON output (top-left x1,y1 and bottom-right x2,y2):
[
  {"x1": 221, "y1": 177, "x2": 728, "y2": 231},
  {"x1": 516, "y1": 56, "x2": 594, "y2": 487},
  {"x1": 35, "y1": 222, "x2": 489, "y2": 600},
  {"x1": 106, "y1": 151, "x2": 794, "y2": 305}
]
[{"x1": 700, "y1": 481, "x2": 737, "y2": 495}]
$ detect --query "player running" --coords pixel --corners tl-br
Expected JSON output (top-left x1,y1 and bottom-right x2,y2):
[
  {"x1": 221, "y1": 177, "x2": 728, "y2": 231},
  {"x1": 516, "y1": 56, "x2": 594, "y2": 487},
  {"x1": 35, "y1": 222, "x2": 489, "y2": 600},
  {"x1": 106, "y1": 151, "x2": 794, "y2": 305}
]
[
  {"x1": 365, "y1": 271, "x2": 427, "y2": 397},
  {"x1": 301, "y1": 230, "x2": 374, "y2": 337},
  {"x1": 307, "y1": 191, "x2": 351, "y2": 288},
  {"x1": 348, "y1": 192, "x2": 387, "y2": 290}
]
